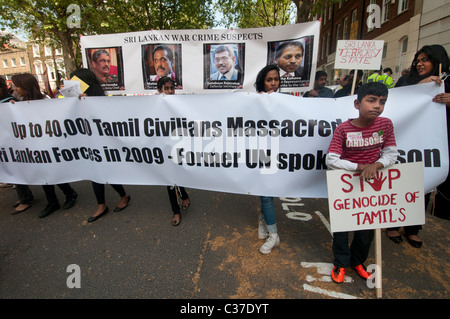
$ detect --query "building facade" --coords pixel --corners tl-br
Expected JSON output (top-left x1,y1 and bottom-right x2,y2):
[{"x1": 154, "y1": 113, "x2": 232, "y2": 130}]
[
  {"x1": 316, "y1": 0, "x2": 425, "y2": 84},
  {"x1": 0, "y1": 32, "x2": 31, "y2": 83},
  {"x1": 27, "y1": 40, "x2": 66, "y2": 95},
  {"x1": 1, "y1": 32, "x2": 66, "y2": 95},
  {"x1": 418, "y1": 0, "x2": 450, "y2": 53}
]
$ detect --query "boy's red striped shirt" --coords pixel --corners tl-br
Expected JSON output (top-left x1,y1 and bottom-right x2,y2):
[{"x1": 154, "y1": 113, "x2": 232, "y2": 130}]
[{"x1": 327, "y1": 117, "x2": 396, "y2": 165}]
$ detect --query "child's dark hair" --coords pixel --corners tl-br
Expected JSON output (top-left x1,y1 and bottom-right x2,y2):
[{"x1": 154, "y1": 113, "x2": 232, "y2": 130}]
[
  {"x1": 357, "y1": 82, "x2": 388, "y2": 102},
  {"x1": 157, "y1": 76, "x2": 175, "y2": 91}
]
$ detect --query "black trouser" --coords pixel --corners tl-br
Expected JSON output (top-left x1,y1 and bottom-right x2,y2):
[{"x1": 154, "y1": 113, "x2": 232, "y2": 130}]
[
  {"x1": 332, "y1": 229, "x2": 374, "y2": 268},
  {"x1": 92, "y1": 182, "x2": 126, "y2": 204},
  {"x1": 433, "y1": 175, "x2": 450, "y2": 220},
  {"x1": 167, "y1": 186, "x2": 189, "y2": 214},
  {"x1": 42, "y1": 183, "x2": 76, "y2": 205},
  {"x1": 16, "y1": 184, "x2": 33, "y2": 205}
]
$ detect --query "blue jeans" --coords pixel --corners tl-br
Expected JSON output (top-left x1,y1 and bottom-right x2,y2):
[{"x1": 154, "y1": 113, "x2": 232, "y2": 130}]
[{"x1": 260, "y1": 196, "x2": 277, "y2": 233}]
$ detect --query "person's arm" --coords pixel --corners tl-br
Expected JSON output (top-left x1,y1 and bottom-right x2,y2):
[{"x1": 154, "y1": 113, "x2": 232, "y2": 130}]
[
  {"x1": 326, "y1": 124, "x2": 356, "y2": 170},
  {"x1": 357, "y1": 162, "x2": 384, "y2": 180},
  {"x1": 376, "y1": 146, "x2": 398, "y2": 168},
  {"x1": 418, "y1": 75, "x2": 441, "y2": 85},
  {"x1": 327, "y1": 152, "x2": 382, "y2": 181},
  {"x1": 326, "y1": 152, "x2": 358, "y2": 171},
  {"x1": 358, "y1": 145, "x2": 398, "y2": 180},
  {"x1": 386, "y1": 76, "x2": 395, "y2": 88},
  {"x1": 328, "y1": 146, "x2": 398, "y2": 179},
  {"x1": 305, "y1": 89, "x2": 319, "y2": 97},
  {"x1": 417, "y1": 76, "x2": 450, "y2": 106}
]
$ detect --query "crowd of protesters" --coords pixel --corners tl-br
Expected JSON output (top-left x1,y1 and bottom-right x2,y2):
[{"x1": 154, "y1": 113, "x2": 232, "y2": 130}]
[{"x1": 1, "y1": 43, "x2": 449, "y2": 286}]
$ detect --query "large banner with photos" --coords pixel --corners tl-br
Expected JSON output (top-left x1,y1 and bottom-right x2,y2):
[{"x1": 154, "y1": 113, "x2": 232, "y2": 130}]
[
  {"x1": 0, "y1": 83, "x2": 447, "y2": 198},
  {"x1": 80, "y1": 22, "x2": 320, "y2": 95}
]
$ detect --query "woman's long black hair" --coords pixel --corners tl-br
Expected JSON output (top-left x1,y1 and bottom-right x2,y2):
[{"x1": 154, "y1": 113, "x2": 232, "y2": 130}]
[{"x1": 11, "y1": 73, "x2": 44, "y2": 101}]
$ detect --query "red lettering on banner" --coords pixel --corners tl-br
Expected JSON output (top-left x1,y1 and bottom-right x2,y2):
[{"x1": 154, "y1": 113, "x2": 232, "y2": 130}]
[
  {"x1": 340, "y1": 173, "x2": 353, "y2": 193},
  {"x1": 338, "y1": 168, "x2": 402, "y2": 193},
  {"x1": 352, "y1": 193, "x2": 397, "y2": 209},
  {"x1": 388, "y1": 169, "x2": 401, "y2": 188},
  {"x1": 352, "y1": 208, "x2": 407, "y2": 225},
  {"x1": 398, "y1": 208, "x2": 406, "y2": 222}
]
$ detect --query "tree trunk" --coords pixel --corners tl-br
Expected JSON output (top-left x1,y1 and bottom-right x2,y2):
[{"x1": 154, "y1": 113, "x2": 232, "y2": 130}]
[
  {"x1": 55, "y1": 30, "x2": 78, "y2": 78},
  {"x1": 293, "y1": 0, "x2": 313, "y2": 23}
]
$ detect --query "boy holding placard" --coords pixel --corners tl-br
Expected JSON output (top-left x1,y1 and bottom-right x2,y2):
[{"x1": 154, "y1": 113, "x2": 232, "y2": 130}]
[{"x1": 326, "y1": 82, "x2": 398, "y2": 283}]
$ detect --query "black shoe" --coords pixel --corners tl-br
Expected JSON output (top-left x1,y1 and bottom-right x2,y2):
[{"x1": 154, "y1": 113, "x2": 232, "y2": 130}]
[
  {"x1": 63, "y1": 192, "x2": 78, "y2": 210},
  {"x1": 39, "y1": 202, "x2": 60, "y2": 218},
  {"x1": 88, "y1": 207, "x2": 109, "y2": 223},
  {"x1": 407, "y1": 236, "x2": 422, "y2": 248},
  {"x1": 386, "y1": 230, "x2": 402, "y2": 244},
  {"x1": 113, "y1": 195, "x2": 130, "y2": 212},
  {"x1": 387, "y1": 234, "x2": 403, "y2": 244}
]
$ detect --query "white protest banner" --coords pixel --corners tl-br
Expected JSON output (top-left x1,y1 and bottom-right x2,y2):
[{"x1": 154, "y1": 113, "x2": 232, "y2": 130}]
[
  {"x1": 326, "y1": 162, "x2": 425, "y2": 233},
  {"x1": 0, "y1": 83, "x2": 447, "y2": 198},
  {"x1": 334, "y1": 40, "x2": 384, "y2": 70},
  {"x1": 80, "y1": 22, "x2": 320, "y2": 95}
]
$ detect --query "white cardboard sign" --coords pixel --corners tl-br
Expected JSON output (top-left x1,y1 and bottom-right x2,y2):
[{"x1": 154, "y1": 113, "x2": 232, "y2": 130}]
[
  {"x1": 326, "y1": 162, "x2": 425, "y2": 233},
  {"x1": 334, "y1": 40, "x2": 384, "y2": 70}
]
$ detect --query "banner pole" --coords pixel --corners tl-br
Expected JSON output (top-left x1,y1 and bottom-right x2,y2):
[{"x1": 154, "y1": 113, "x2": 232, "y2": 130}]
[
  {"x1": 375, "y1": 228, "x2": 382, "y2": 298},
  {"x1": 351, "y1": 69, "x2": 358, "y2": 95}
]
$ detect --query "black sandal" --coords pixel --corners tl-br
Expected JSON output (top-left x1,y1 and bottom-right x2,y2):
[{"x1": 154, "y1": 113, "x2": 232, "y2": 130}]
[
  {"x1": 171, "y1": 213, "x2": 181, "y2": 226},
  {"x1": 182, "y1": 199, "x2": 190, "y2": 210}
]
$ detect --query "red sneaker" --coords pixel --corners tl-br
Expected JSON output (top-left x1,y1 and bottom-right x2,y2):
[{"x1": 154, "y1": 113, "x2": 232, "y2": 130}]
[
  {"x1": 331, "y1": 266, "x2": 345, "y2": 283},
  {"x1": 353, "y1": 264, "x2": 372, "y2": 279}
]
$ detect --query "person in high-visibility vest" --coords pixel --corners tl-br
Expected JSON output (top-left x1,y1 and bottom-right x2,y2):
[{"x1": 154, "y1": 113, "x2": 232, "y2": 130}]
[
  {"x1": 376, "y1": 67, "x2": 395, "y2": 88},
  {"x1": 367, "y1": 68, "x2": 382, "y2": 83}
]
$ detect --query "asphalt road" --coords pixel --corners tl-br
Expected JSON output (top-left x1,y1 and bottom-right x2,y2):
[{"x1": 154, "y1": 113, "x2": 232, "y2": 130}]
[{"x1": 0, "y1": 181, "x2": 448, "y2": 305}]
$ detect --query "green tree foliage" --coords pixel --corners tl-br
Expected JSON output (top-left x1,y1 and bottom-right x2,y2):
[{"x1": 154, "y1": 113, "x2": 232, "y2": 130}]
[
  {"x1": 215, "y1": 0, "x2": 296, "y2": 28},
  {"x1": 98, "y1": 0, "x2": 215, "y2": 32},
  {"x1": 293, "y1": 0, "x2": 342, "y2": 23},
  {"x1": 1, "y1": 0, "x2": 82, "y2": 75},
  {"x1": 0, "y1": 0, "x2": 215, "y2": 75},
  {"x1": 215, "y1": 0, "x2": 341, "y2": 27}
]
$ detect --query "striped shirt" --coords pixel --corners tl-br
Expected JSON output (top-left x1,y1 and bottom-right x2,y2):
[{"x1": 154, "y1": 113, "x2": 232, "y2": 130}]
[{"x1": 327, "y1": 117, "x2": 396, "y2": 165}]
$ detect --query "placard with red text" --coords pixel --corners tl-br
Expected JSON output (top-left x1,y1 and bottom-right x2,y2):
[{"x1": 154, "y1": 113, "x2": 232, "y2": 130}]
[
  {"x1": 326, "y1": 162, "x2": 425, "y2": 233},
  {"x1": 334, "y1": 40, "x2": 384, "y2": 70}
]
